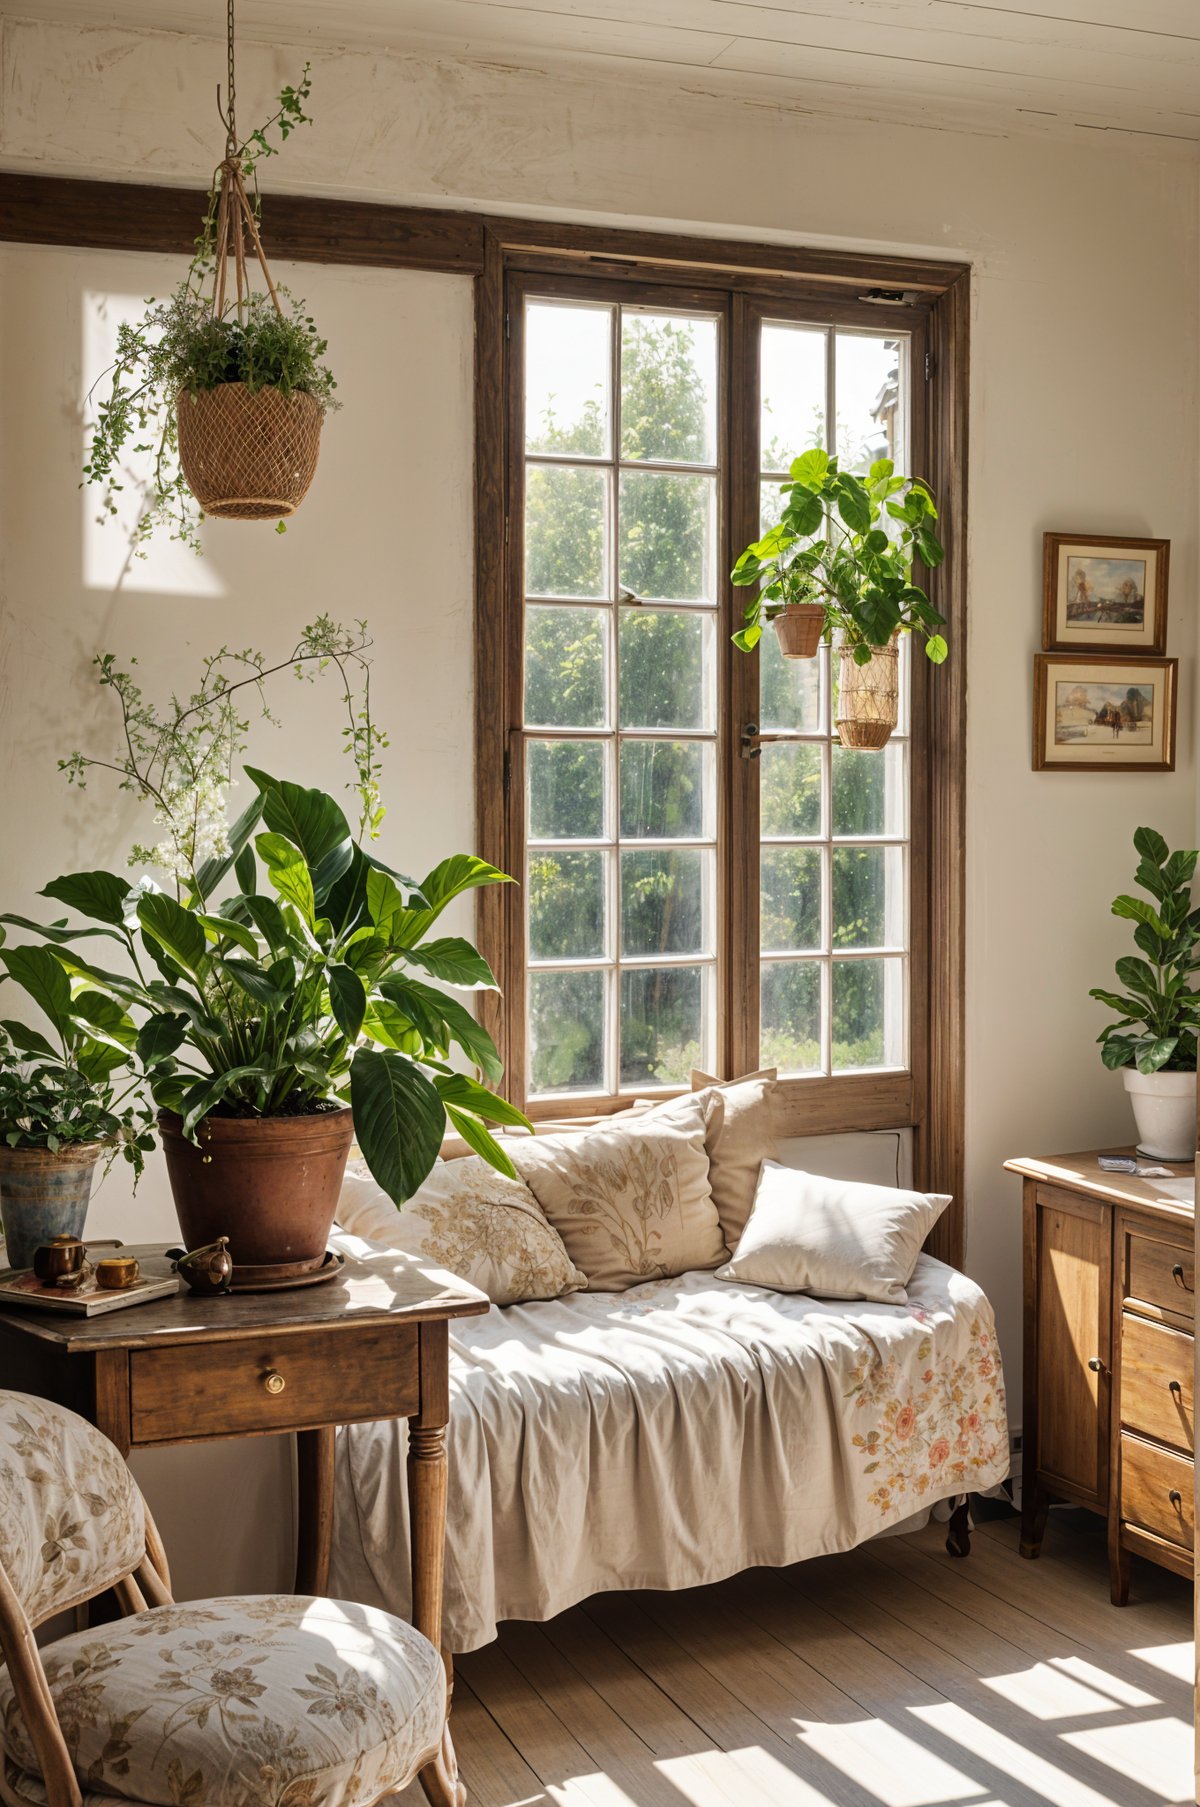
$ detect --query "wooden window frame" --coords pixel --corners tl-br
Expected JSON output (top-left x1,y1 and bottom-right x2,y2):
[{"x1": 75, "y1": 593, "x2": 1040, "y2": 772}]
[{"x1": 0, "y1": 176, "x2": 968, "y2": 1264}]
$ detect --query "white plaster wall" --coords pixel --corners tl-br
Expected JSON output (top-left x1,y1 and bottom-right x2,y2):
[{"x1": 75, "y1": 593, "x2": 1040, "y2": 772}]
[{"x1": 2, "y1": 18, "x2": 1199, "y2": 1588}]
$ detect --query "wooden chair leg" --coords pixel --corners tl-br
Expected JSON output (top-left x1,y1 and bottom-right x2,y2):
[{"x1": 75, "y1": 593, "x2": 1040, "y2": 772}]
[
  {"x1": 417, "y1": 1725, "x2": 466, "y2": 1807},
  {"x1": 1019, "y1": 1483, "x2": 1051, "y2": 1559},
  {"x1": 945, "y1": 1496, "x2": 972, "y2": 1558}
]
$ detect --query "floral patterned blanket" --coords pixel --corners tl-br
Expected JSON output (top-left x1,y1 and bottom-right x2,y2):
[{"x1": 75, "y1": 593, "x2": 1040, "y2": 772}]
[{"x1": 329, "y1": 1249, "x2": 1009, "y2": 1653}]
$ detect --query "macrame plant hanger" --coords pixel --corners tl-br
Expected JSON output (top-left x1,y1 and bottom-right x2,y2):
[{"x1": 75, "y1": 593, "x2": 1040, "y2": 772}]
[{"x1": 174, "y1": 0, "x2": 323, "y2": 523}]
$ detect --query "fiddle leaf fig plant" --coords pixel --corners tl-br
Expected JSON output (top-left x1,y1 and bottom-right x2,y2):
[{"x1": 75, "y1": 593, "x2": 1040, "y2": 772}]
[
  {"x1": 731, "y1": 449, "x2": 947, "y2": 663},
  {"x1": 1089, "y1": 826, "x2": 1200, "y2": 1074}
]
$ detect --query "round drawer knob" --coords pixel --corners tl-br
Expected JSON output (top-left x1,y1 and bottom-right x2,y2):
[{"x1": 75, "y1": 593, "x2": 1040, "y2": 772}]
[
  {"x1": 1169, "y1": 1489, "x2": 1183, "y2": 1509},
  {"x1": 1087, "y1": 1357, "x2": 1104, "y2": 1373},
  {"x1": 263, "y1": 1370, "x2": 286, "y2": 1396},
  {"x1": 1169, "y1": 1379, "x2": 1184, "y2": 1397}
]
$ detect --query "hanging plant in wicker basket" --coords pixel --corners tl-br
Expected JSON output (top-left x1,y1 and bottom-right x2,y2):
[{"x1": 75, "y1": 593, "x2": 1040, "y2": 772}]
[{"x1": 83, "y1": 8, "x2": 337, "y2": 554}]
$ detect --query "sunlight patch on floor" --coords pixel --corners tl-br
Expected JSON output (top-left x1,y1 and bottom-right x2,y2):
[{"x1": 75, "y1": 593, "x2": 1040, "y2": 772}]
[
  {"x1": 1128, "y1": 1642, "x2": 1194, "y2": 1684},
  {"x1": 797, "y1": 1718, "x2": 988, "y2": 1806},
  {"x1": 909, "y1": 1698, "x2": 1121, "y2": 1807},
  {"x1": 1060, "y1": 1714, "x2": 1193, "y2": 1803},
  {"x1": 979, "y1": 1659, "x2": 1129, "y2": 1720},
  {"x1": 1047, "y1": 1655, "x2": 1161, "y2": 1709}
]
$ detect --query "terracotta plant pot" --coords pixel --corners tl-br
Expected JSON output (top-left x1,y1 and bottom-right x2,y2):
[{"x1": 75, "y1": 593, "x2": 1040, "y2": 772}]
[
  {"x1": 159, "y1": 1109, "x2": 355, "y2": 1282},
  {"x1": 0, "y1": 1142, "x2": 106, "y2": 1270},
  {"x1": 771, "y1": 605, "x2": 825, "y2": 660},
  {"x1": 176, "y1": 382, "x2": 323, "y2": 522}
]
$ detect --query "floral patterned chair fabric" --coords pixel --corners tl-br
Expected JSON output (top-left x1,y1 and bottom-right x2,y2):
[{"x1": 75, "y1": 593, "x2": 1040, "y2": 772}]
[
  {"x1": 0, "y1": 1390, "x2": 145, "y2": 1626},
  {"x1": 0, "y1": 1393, "x2": 446, "y2": 1807},
  {"x1": 0, "y1": 1597, "x2": 445, "y2": 1807}
]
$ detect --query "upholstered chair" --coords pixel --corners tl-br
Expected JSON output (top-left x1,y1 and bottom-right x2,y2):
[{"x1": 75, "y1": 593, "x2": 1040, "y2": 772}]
[{"x1": 0, "y1": 1389, "x2": 451, "y2": 1807}]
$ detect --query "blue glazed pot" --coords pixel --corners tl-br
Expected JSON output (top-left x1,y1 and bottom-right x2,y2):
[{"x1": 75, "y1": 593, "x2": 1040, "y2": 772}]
[{"x1": 0, "y1": 1143, "x2": 105, "y2": 1270}]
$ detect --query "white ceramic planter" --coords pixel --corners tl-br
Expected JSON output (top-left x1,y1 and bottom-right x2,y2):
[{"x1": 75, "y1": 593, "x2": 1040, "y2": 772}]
[{"x1": 1123, "y1": 1067, "x2": 1196, "y2": 1161}]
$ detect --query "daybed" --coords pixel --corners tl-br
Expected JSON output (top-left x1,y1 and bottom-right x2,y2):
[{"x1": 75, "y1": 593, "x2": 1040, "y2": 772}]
[{"x1": 327, "y1": 1236, "x2": 1009, "y2": 1653}]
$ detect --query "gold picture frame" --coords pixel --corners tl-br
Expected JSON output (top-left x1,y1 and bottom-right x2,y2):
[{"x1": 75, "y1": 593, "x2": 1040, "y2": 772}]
[
  {"x1": 1033, "y1": 654, "x2": 1176, "y2": 772},
  {"x1": 1042, "y1": 532, "x2": 1169, "y2": 655}
]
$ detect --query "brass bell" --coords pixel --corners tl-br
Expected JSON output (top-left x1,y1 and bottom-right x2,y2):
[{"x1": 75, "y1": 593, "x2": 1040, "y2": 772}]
[{"x1": 170, "y1": 1236, "x2": 234, "y2": 1295}]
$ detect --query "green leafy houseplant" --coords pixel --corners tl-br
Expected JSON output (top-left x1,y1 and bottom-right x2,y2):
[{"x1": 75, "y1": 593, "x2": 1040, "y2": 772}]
[
  {"x1": 1089, "y1": 827, "x2": 1200, "y2": 1075},
  {"x1": 730, "y1": 448, "x2": 947, "y2": 664},
  {"x1": 82, "y1": 68, "x2": 337, "y2": 553}
]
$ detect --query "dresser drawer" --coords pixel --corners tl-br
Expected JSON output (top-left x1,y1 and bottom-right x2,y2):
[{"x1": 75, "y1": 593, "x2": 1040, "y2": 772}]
[
  {"x1": 1126, "y1": 1231, "x2": 1194, "y2": 1324},
  {"x1": 1120, "y1": 1433, "x2": 1194, "y2": 1550},
  {"x1": 1121, "y1": 1315, "x2": 1194, "y2": 1453},
  {"x1": 130, "y1": 1324, "x2": 420, "y2": 1442}
]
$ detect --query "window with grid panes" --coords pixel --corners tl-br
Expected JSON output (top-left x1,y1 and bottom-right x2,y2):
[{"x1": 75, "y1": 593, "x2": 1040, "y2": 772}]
[{"x1": 515, "y1": 287, "x2": 913, "y2": 1104}]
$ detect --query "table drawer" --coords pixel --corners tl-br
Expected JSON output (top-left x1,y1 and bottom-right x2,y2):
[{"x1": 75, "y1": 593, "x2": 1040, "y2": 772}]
[
  {"x1": 1121, "y1": 1315, "x2": 1194, "y2": 1453},
  {"x1": 130, "y1": 1324, "x2": 420, "y2": 1442},
  {"x1": 1127, "y1": 1232, "x2": 1194, "y2": 1324},
  {"x1": 1120, "y1": 1433, "x2": 1194, "y2": 1550}
]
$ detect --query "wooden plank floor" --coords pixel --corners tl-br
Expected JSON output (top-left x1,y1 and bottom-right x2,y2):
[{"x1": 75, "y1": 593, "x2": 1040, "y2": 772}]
[{"x1": 402, "y1": 1512, "x2": 1195, "y2": 1807}]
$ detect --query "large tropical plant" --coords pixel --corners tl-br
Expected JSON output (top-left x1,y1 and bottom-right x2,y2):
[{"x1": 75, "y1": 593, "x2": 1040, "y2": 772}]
[
  {"x1": 1089, "y1": 827, "x2": 1200, "y2": 1075},
  {"x1": 731, "y1": 448, "x2": 947, "y2": 663},
  {"x1": 10, "y1": 772, "x2": 527, "y2": 1203}
]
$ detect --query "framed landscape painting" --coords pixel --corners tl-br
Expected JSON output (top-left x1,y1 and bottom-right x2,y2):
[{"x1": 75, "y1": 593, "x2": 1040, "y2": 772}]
[
  {"x1": 1042, "y1": 532, "x2": 1169, "y2": 654},
  {"x1": 1033, "y1": 654, "x2": 1177, "y2": 772}
]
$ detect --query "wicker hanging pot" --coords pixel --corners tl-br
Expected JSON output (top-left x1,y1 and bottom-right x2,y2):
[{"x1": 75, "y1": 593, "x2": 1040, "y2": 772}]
[{"x1": 835, "y1": 635, "x2": 900, "y2": 750}]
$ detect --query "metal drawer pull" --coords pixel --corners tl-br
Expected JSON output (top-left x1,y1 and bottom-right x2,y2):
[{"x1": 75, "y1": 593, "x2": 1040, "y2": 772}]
[
  {"x1": 1088, "y1": 1356, "x2": 1104, "y2": 1373},
  {"x1": 263, "y1": 1370, "x2": 286, "y2": 1396},
  {"x1": 1168, "y1": 1488, "x2": 1183, "y2": 1509},
  {"x1": 1171, "y1": 1262, "x2": 1192, "y2": 1291},
  {"x1": 1169, "y1": 1379, "x2": 1184, "y2": 1397}
]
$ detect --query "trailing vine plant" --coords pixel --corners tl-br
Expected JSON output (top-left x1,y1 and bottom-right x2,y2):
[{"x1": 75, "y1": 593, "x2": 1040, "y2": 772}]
[
  {"x1": 81, "y1": 65, "x2": 338, "y2": 554},
  {"x1": 59, "y1": 617, "x2": 388, "y2": 902}
]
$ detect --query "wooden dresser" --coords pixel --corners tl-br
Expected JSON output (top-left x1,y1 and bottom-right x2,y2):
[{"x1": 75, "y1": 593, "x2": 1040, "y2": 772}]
[{"x1": 1008, "y1": 1150, "x2": 1195, "y2": 1604}]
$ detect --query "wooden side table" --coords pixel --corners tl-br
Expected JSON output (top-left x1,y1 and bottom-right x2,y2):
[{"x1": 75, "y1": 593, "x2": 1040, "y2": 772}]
[{"x1": 0, "y1": 1242, "x2": 488, "y2": 1807}]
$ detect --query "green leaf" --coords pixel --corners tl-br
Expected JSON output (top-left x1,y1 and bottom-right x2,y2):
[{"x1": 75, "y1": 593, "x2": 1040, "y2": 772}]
[
  {"x1": 0, "y1": 946, "x2": 72, "y2": 1035},
  {"x1": 1164, "y1": 849, "x2": 1198, "y2": 891},
  {"x1": 361, "y1": 1000, "x2": 420, "y2": 1052},
  {"x1": 1136, "y1": 1036, "x2": 1179, "y2": 1074},
  {"x1": 328, "y1": 964, "x2": 367, "y2": 1041},
  {"x1": 924, "y1": 634, "x2": 948, "y2": 665},
  {"x1": 256, "y1": 832, "x2": 316, "y2": 926},
  {"x1": 1111, "y1": 894, "x2": 1167, "y2": 936},
  {"x1": 137, "y1": 1013, "x2": 189, "y2": 1067},
  {"x1": 915, "y1": 529, "x2": 944, "y2": 568},
  {"x1": 245, "y1": 768, "x2": 353, "y2": 896},
  {"x1": 789, "y1": 448, "x2": 830, "y2": 488},
  {"x1": 444, "y1": 1106, "x2": 518, "y2": 1178},
  {"x1": 1088, "y1": 988, "x2": 1140, "y2": 1016},
  {"x1": 241, "y1": 894, "x2": 291, "y2": 953},
  {"x1": 198, "y1": 913, "x2": 259, "y2": 956},
  {"x1": 869, "y1": 458, "x2": 895, "y2": 483},
  {"x1": 70, "y1": 990, "x2": 136, "y2": 1048},
  {"x1": 180, "y1": 1065, "x2": 272, "y2": 1139},
  {"x1": 434, "y1": 1072, "x2": 530, "y2": 1128},
  {"x1": 380, "y1": 976, "x2": 503, "y2": 1082},
  {"x1": 1115, "y1": 956, "x2": 1161, "y2": 999},
  {"x1": 405, "y1": 937, "x2": 498, "y2": 990},
  {"x1": 0, "y1": 1019, "x2": 56, "y2": 1059},
  {"x1": 40, "y1": 870, "x2": 131, "y2": 926},
  {"x1": 350, "y1": 1046, "x2": 446, "y2": 1204},
  {"x1": 835, "y1": 478, "x2": 872, "y2": 535},
  {"x1": 731, "y1": 625, "x2": 762, "y2": 652},
  {"x1": 234, "y1": 844, "x2": 257, "y2": 896},
  {"x1": 1100, "y1": 1037, "x2": 1135, "y2": 1070},
  {"x1": 137, "y1": 893, "x2": 209, "y2": 981},
  {"x1": 221, "y1": 958, "x2": 289, "y2": 1010},
  {"x1": 1133, "y1": 826, "x2": 1169, "y2": 867},
  {"x1": 419, "y1": 854, "x2": 515, "y2": 916},
  {"x1": 0, "y1": 912, "x2": 125, "y2": 948}
]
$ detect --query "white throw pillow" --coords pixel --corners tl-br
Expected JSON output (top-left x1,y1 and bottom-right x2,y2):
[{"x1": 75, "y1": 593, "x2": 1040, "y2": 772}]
[
  {"x1": 717, "y1": 1159, "x2": 951, "y2": 1304},
  {"x1": 336, "y1": 1155, "x2": 586, "y2": 1306}
]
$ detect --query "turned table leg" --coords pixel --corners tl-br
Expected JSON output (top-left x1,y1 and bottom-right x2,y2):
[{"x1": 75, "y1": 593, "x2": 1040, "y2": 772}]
[
  {"x1": 295, "y1": 1425, "x2": 336, "y2": 1595},
  {"x1": 408, "y1": 1322, "x2": 465, "y2": 1807}
]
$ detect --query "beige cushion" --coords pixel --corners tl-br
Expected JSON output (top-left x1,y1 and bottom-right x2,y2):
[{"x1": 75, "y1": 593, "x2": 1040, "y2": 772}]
[
  {"x1": 718, "y1": 1159, "x2": 951, "y2": 1304},
  {"x1": 689, "y1": 1068, "x2": 779, "y2": 1249},
  {"x1": 0, "y1": 1390, "x2": 145, "y2": 1625},
  {"x1": 512, "y1": 1094, "x2": 726, "y2": 1291},
  {"x1": 0, "y1": 1595, "x2": 445, "y2": 1807},
  {"x1": 336, "y1": 1155, "x2": 585, "y2": 1306}
]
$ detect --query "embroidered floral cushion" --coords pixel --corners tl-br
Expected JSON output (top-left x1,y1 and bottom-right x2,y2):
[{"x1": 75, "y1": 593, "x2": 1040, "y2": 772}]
[
  {"x1": 0, "y1": 1596, "x2": 445, "y2": 1807},
  {"x1": 336, "y1": 1155, "x2": 586, "y2": 1306},
  {"x1": 511, "y1": 1094, "x2": 726, "y2": 1291},
  {"x1": 0, "y1": 1390, "x2": 145, "y2": 1625}
]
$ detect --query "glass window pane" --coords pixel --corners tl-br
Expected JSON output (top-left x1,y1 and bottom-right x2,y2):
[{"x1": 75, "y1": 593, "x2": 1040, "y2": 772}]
[
  {"x1": 760, "y1": 741, "x2": 823, "y2": 839},
  {"x1": 525, "y1": 301, "x2": 612, "y2": 458},
  {"x1": 528, "y1": 849, "x2": 607, "y2": 961},
  {"x1": 833, "y1": 957, "x2": 905, "y2": 1070},
  {"x1": 761, "y1": 847, "x2": 822, "y2": 954},
  {"x1": 832, "y1": 741, "x2": 907, "y2": 839},
  {"x1": 621, "y1": 740, "x2": 710, "y2": 840},
  {"x1": 621, "y1": 848, "x2": 708, "y2": 958},
  {"x1": 761, "y1": 961, "x2": 821, "y2": 1076},
  {"x1": 760, "y1": 478, "x2": 789, "y2": 538},
  {"x1": 761, "y1": 323, "x2": 826, "y2": 474},
  {"x1": 620, "y1": 966, "x2": 706, "y2": 1090},
  {"x1": 530, "y1": 969, "x2": 606, "y2": 1095},
  {"x1": 621, "y1": 313, "x2": 717, "y2": 465},
  {"x1": 619, "y1": 608, "x2": 710, "y2": 730},
  {"x1": 528, "y1": 739, "x2": 607, "y2": 841},
  {"x1": 525, "y1": 606, "x2": 608, "y2": 729},
  {"x1": 833, "y1": 845, "x2": 904, "y2": 950},
  {"x1": 620, "y1": 471, "x2": 716, "y2": 604},
  {"x1": 760, "y1": 630, "x2": 824, "y2": 734},
  {"x1": 525, "y1": 465, "x2": 608, "y2": 599},
  {"x1": 835, "y1": 332, "x2": 903, "y2": 475}
]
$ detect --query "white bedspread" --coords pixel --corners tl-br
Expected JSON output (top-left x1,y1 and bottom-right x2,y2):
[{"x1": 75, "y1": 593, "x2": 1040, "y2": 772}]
[{"x1": 329, "y1": 1244, "x2": 1009, "y2": 1653}]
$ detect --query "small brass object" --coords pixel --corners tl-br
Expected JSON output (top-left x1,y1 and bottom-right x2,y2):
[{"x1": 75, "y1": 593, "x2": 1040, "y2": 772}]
[
  {"x1": 95, "y1": 1255, "x2": 140, "y2": 1290},
  {"x1": 171, "y1": 1236, "x2": 234, "y2": 1296},
  {"x1": 33, "y1": 1235, "x2": 88, "y2": 1284},
  {"x1": 263, "y1": 1370, "x2": 286, "y2": 1395}
]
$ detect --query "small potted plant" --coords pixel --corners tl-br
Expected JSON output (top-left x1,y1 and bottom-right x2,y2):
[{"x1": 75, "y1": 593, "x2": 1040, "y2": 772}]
[
  {"x1": 83, "y1": 68, "x2": 337, "y2": 553},
  {"x1": 1089, "y1": 827, "x2": 1200, "y2": 1161},
  {"x1": 731, "y1": 449, "x2": 947, "y2": 748},
  {"x1": 0, "y1": 952, "x2": 152, "y2": 1268}
]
